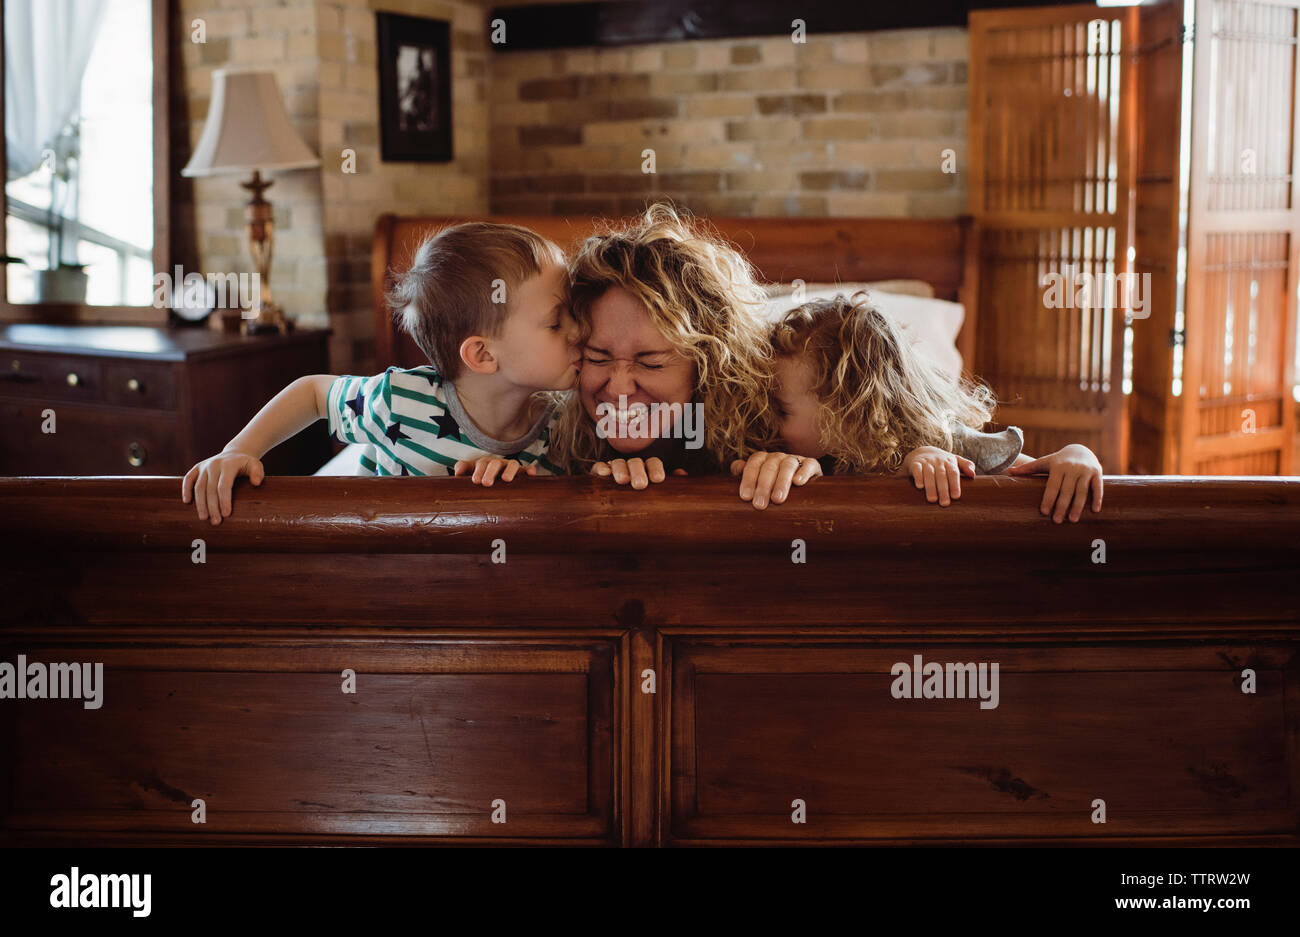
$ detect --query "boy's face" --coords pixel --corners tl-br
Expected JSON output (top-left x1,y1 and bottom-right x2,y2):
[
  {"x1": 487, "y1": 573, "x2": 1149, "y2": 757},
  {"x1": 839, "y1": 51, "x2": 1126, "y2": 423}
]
[
  {"x1": 773, "y1": 354, "x2": 825, "y2": 459},
  {"x1": 491, "y1": 260, "x2": 581, "y2": 391}
]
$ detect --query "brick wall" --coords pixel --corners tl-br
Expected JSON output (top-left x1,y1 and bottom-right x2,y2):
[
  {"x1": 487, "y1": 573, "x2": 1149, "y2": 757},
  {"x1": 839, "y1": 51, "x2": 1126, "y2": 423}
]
[
  {"x1": 172, "y1": 4, "x2": 970, "y2": 374},
  {"x1": 317, "y1": 0, "x2": 488, "y2": 374},
  {"x1": 174, "y1": 0, "x2": 488, "y2": 374},
  {"x1": 488, "y1": 28, "x2": 968, "y2": 219}
]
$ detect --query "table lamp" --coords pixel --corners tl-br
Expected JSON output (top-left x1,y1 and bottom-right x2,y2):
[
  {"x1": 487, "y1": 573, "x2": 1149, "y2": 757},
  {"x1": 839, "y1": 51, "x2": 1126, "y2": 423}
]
[{"x1": 181, "y1": 68, "x2": 320, "y2": 334}]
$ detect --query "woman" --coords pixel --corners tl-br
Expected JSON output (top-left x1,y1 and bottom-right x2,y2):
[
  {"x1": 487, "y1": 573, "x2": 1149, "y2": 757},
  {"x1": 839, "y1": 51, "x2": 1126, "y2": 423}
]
[{"x1": 546, "y1": 203, "x2": 822, "y2": 509}]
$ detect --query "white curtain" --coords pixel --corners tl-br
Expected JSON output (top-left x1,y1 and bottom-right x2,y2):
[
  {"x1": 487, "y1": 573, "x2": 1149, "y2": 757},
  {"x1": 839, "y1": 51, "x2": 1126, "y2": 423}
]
[{"x1": 5, "y1": 0, "x2": 107, "y2": 180}]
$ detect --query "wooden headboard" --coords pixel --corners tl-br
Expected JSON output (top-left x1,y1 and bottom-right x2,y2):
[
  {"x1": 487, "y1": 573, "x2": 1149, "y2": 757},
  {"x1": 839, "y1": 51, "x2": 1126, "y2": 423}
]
[{"x1": 371, "y1": 213, "x2": 979, "y2": 371}]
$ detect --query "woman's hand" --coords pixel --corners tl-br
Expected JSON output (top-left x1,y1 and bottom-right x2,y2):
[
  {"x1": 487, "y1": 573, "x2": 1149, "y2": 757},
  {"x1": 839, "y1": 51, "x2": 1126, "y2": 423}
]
[
  {"x1": 730, "y1": 451, "x2": 822, "y2": 510},
  {"x1": 902, "y1": 445, "x2": 975, "y2": 507},
  {"x1": 453, "y1": 456, "x2": 536, "y2": 485},
  {"x1": 1006, "y1": 443, "x2": 1104, "y2": 523},
  {"x1": 181, "y1": 451, "x2": 265, "y2": 526},
  {"x1": 591, "y1": 458, "x2": 687, "y2": 488}
]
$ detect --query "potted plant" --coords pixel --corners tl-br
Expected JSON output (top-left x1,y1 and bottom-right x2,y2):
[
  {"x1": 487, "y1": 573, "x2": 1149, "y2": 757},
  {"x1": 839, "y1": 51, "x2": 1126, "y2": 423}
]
[{"x1": 34, "y1": 124, "x2": 88, "y2": 304}]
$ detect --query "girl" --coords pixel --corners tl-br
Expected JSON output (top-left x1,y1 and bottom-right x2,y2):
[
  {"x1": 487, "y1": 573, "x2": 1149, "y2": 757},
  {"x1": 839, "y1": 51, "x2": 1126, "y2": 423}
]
[{"x1": 759, "y1": 291, "x2": 1104, "y2": 523}]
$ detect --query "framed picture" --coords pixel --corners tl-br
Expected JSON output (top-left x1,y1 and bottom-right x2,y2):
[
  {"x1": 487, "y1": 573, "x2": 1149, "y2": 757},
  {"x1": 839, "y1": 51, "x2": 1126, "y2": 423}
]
[{"x1": 376, "y1": 13, "x2": 452, "y2": 162}]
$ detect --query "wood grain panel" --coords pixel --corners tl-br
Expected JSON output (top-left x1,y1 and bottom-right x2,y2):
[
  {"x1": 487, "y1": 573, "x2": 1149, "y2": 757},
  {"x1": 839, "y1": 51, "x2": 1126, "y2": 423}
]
[
  {"x1": 669, "y1": 642, "x2": 1295, "y2": 841},
  {"x1": 0, "y1": 639, "x2": 616, "y2": 843}
]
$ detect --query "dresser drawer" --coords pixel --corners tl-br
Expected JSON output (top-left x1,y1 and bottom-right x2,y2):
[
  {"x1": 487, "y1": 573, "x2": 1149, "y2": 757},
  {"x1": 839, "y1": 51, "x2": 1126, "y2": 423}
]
[
  {"x1": 0, "y1": 401, "x2": 181, "y2": 474},
  {"x1": 2, "y1": 353, "x2": 105, "y2": 405},
  {"x1": 102, "y1": 360, "x2": 177, "y2": 410}
]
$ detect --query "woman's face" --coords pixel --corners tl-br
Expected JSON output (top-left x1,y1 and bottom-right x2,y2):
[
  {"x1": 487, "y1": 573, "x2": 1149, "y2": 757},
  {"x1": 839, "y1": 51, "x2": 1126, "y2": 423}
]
[{"x1": 578, "y1": 287, "x2": 698, "y2": 455}]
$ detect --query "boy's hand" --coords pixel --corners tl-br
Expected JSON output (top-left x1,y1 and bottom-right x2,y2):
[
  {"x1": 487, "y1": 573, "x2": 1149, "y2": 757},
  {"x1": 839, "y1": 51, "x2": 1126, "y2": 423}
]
[
  {"x1": 1007, "y1": 443, "x2": 1104, "y2": 523},
  {"x1": 181, "y1": 451, "x2": 265, "y2": 526},
  {"x1": 591, "y1": 458, "x2": 687, "y2": 488},
  {"x1": 730, "y1": 451, "x2": 822, "y2": 510},
  {"x1": 453, "y1": 456, "x2": 536, "y2": 485},
  {"x1": 903, "y1": 445, "x2": 975, "y2": 507}
]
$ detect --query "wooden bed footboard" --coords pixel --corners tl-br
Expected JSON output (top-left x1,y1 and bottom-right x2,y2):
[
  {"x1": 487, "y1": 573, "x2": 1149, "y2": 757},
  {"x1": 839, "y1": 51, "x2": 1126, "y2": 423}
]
[{"x1": 1, "y1": 475, "x2": 1297, "y2": 846}]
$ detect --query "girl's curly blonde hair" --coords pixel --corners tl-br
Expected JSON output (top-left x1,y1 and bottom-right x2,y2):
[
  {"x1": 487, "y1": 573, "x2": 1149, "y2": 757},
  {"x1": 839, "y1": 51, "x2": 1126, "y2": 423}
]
[
  {"x1": 546, "y1": 202, "x2": 777, "y2": 473},
  {"x1": 769, "y1": 291, "x2": 998, "y2": 475}
]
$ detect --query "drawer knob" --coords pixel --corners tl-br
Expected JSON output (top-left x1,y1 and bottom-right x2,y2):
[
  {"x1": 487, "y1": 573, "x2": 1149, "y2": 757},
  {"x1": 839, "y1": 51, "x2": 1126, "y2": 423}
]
[
  {"x1": 126, "y1": 442, "x2": 147, "y2": 467},
  {"x1": 4, "y1": 360, "x2": 36, "y2": 383},
  {"x1": 127, "y1": 377, "x2": 142, "y2": 393},
  {"x1": 65, "y1": 372, "x2": 80, "y2": 387}
]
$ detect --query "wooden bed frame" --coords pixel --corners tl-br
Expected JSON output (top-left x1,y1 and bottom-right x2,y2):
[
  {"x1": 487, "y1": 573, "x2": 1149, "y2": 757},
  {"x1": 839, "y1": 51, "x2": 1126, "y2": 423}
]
[
  {"x1": 371, "y1": 213, "x2": 980, "y2": 370},
  {"x1": 1, "y1": 474, "x2": 1297, "y2": 846}
]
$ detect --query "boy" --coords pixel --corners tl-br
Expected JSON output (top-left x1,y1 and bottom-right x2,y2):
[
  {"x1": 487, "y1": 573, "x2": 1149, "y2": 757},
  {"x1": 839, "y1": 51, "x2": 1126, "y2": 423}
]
[{"x1": 182, "y1": 222, "x2": 580, "y2": 525}]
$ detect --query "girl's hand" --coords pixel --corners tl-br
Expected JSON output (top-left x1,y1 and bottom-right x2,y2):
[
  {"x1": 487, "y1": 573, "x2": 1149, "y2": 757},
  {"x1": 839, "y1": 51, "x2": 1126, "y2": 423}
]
[
  {"x1": 730, "y1": 451, "x2": 822, "y2": 510},
  {"x1": 453, "y1": 456, "x2": 536, "y2": 485},
  {"x1": 1006, "y1": 444, "x2": 1104, "y2": 523},
  {"x1": 903, "y1": 445, "x2": 975, "y2": 507},
  {"x1": 181, "y1": 451, "x2": 265, "y2": 526},
  {"x1": 591, "y1": 458, "x2": 687, "y2": 488}
]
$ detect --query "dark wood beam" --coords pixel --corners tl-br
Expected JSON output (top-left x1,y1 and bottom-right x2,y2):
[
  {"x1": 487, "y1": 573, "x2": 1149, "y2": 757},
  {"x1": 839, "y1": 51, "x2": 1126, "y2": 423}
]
[{"x1": 488, "y1": 0, "x2": 1097, "y2": 50}]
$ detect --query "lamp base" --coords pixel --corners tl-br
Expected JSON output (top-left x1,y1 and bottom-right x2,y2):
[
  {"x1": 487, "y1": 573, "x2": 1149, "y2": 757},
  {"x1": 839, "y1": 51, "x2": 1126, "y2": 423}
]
[
  {"x1": 240, "y1": 170, "x2": 291, "y2": 337},
  {"x1": 241, "y1": 303, "x2": 292, "y2": 336}
]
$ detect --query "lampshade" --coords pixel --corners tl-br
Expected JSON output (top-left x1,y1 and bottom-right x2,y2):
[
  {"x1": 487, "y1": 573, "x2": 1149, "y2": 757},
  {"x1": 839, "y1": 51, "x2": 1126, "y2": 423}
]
[{"x1": 181, "y1": 68, "x2": 320, "y2": 177}]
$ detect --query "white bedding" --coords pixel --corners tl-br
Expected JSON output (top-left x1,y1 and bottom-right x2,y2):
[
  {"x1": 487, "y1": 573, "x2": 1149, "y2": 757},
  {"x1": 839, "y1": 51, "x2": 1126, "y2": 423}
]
[{"x1": 315, "y1": 442, "x2": 372, "y2": 476}]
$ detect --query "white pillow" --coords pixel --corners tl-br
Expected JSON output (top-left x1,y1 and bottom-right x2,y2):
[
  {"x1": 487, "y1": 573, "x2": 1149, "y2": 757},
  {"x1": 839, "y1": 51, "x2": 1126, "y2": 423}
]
[
  {"x1": 761, "y1": 283, "x2": 964, "y2": 380},
  {"x1": 763, "y1": 279, "x2": 935, "y2": 300}
]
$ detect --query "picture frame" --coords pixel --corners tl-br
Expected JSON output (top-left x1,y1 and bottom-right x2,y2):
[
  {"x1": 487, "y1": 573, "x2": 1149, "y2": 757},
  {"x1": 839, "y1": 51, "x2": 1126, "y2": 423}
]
[{"x1": 376, "y1": 12, "x2": 453, "y2": 162}]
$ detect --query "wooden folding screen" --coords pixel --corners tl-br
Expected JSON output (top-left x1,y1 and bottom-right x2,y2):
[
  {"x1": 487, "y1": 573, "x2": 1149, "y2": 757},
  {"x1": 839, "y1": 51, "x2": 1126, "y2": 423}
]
[
  {"x1": 1169, "y1": 0, "x2": 1297, "y2": 475},
  {"x1": 969, "y1": 4, "x2": 1139, "y2": 471},
  {"x1": 979, "y1": 0, "x2": 1300, "y2": 475}
]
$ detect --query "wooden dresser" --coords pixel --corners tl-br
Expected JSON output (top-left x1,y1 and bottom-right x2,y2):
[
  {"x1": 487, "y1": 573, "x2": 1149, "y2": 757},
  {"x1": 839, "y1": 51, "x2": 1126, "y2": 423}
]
[{"x1": 0, "y1": 323, "x2": 333, "y2": 476}]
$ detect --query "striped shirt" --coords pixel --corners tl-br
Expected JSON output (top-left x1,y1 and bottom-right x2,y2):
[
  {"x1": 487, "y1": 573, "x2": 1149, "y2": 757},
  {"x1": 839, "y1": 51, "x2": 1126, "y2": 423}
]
[{"x1": 326, "y1": 365, "x2": 564, "y2": 476}]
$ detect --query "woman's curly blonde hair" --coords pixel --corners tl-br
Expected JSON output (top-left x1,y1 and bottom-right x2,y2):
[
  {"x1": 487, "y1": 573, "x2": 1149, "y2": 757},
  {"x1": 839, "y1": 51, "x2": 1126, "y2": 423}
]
[
  {"x1": 546, "y1": 202, "x2": 777, "y2": 473},
  {"x1": 769, "y1": 291, "x2": 998, "y2": 475}
]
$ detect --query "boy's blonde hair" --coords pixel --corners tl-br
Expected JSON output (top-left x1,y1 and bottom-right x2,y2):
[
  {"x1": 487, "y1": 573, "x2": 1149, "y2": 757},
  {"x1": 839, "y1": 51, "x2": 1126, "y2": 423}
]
[
  {"x1": 547, "y1": 202, "x2": 776, "y2": 473},
  {"x1": 386, "y1": 222, "x2": 564, "y2": 379},
  {"x1": 770, "y1": 291, "x2": 997, "y2": 475}
]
